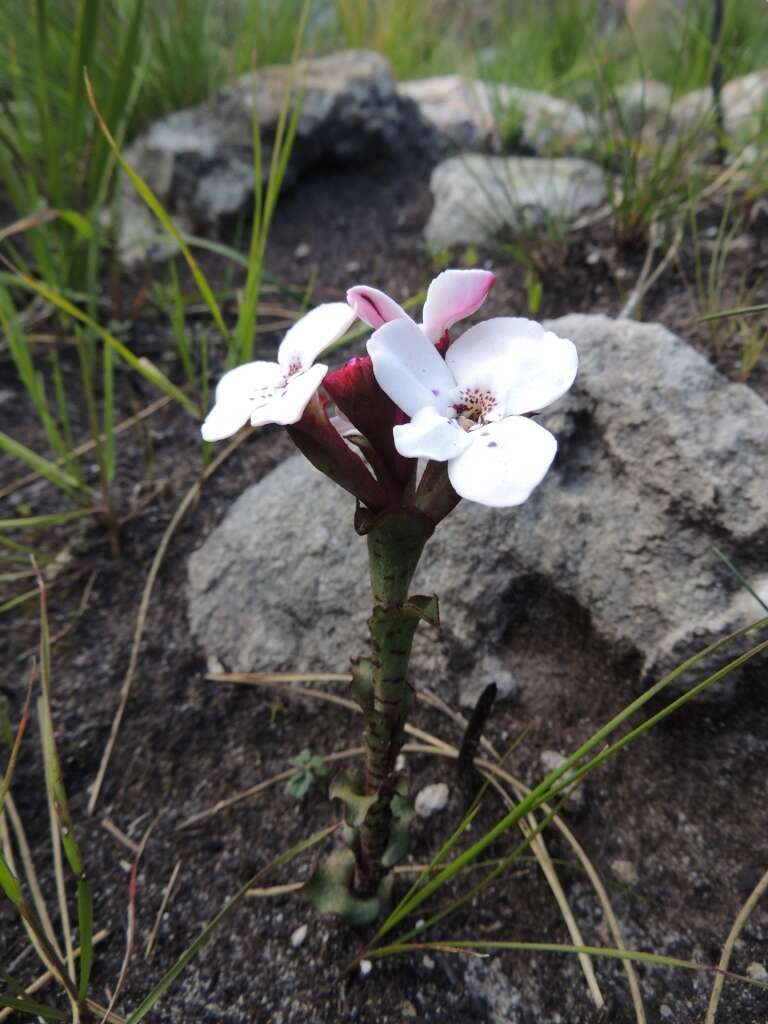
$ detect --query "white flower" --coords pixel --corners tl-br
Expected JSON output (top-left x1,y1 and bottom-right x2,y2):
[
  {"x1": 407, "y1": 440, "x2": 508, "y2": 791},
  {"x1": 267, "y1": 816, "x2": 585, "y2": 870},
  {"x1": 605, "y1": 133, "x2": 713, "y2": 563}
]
[
  {"x1": 347, "y1": 268, "x2": 496, "y2": 345},
  {"x1": 367, "y1": 317, "x2": 577, "y2": 508},
  {"x1": 201, "y1": 303, "x2": 356, "y2": 442}
]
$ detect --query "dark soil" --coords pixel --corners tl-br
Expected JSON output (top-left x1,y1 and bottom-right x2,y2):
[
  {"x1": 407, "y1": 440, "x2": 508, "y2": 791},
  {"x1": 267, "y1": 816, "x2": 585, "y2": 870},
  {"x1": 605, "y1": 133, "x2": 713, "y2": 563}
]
[{"x1": 1, "y1": 154, "x2": 767, "y2": 1024}]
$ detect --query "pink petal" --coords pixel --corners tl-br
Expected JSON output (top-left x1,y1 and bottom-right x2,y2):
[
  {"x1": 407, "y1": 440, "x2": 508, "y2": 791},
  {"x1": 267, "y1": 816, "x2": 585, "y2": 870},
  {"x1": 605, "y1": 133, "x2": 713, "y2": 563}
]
[
  {"x1": 421, "y1": 269, "x2": 496, "y2": 343},
  {"x1": 346, "y1": 285, "x2": 414, "y2": 330}
]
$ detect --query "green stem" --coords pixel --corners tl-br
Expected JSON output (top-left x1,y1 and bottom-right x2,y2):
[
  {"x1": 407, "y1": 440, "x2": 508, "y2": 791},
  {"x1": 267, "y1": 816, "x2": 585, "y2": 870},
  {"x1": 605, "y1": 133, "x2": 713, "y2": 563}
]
[{"x1": 355, "y1": 511, "x2": 432, "y2": 895}]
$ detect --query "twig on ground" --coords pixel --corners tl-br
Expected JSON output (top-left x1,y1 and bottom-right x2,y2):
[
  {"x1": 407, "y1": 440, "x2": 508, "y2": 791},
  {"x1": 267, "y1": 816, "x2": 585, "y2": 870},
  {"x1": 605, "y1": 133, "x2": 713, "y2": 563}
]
[
  {"x1": 705, "y1": 865, "x2": 768, "y2": 1024},
  {"x1": 619, "y1": 218, "x2": 684, "y2": 319},
  {"x1": 101, "y1": 818, "x2": 141, "y2": 856},
  {"x1": 99, "y1": 821, "x2": 157, "y2": 1024},
  {"x1": 144, "y1": 859, "x2": 183, "y2": 959}
]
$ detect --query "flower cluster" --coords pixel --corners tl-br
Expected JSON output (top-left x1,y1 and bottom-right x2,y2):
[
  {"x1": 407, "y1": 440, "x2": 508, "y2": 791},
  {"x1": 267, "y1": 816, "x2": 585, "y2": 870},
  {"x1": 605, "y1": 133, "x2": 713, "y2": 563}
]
[{"x1": 202, "y1": 270, "x2": 578, "y2": 515}]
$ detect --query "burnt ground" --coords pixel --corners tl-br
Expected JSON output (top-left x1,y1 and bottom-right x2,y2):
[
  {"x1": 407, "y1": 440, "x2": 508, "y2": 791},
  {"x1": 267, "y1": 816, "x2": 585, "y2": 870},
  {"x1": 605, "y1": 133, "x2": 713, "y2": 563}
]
[{"x1": 1, "y1": 154, "x2": 768, "y2": 1023}]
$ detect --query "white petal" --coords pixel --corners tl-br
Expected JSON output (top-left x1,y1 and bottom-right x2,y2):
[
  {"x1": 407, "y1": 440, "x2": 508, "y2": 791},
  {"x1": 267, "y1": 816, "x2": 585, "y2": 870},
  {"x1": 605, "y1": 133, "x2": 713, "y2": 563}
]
[
  {"x1": 277, "y1": 303, "x2": 357, "y2": 371},
  {"x1": 421, "y1": 269, "x2": 496, "y2": 343},
  {"x1": 251, "y1": 363, "x2": 327, "y2": 427},
  {"x1": 346, "y1": 285, "x2": 413, "y2": 329},
  {"x1": 367, "y1": 319, "x2": 456, "y2": 418},
  {"x1": 202, "y1": 361, "x2": 284, "y2": 441},
  {"x1": 393, "y1": 407, "x2": 472, "y2": 461},
  {"x1": 446, "y1": 318, "x2": 578, "y2": 415},
  {"x1": 447, "y1": 416, "x2": 558, "y2": 507},
  {"x1": 213, "y1": 360, "x2": 284, "y2": 402},
  {"x1": 201, "y1": 399, "x2": 253, "y2": 441}
]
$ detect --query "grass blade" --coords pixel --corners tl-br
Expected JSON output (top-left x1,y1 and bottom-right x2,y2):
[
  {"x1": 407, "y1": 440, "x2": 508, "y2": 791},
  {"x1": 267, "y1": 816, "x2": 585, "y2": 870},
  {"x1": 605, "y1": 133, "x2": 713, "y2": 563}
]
[
  {"x1": 35, "y1": 566, "x2": 94, "y2": 1002},
  {"x1": 7, "y1": 268, "x2": 200, "y2": 416},
  {"x1": 0, "y1": 509, "x2": 95, "y2": 531},
  {"x1": 0, "y1": 432, "x2": 84, "y2": 499},
  {"x1": 0, "y1": 993, "x2": 66, "y2": 1020},
  {"x1": 366, "y1": 939, "x2": 768, "y2": 993}
]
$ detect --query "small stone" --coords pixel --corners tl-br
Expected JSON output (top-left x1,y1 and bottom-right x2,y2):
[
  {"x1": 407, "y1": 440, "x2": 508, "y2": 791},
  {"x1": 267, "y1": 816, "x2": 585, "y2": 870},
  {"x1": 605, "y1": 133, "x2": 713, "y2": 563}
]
[
  {"x1": 415, "y1": 782, "x2": 449, "y2": 818},
  {"x1": 611, "y1": 859, "x2": 639, "y2": 885},
  {"x1": 359, "y1": 959, "x2": 373, "y2": 977},
  {"x1": 294, "y1": 242, "x2": 311, "y2": 260},
  {"x1": 206, "y1": 654, "x2": 225, "y2": 676},
  {"x1": 345, "y1": 260, "x2": 361, "y2": 274},
  {"x1": 539, "y1": 750, "x2": 585, "y2": 811},
  {"x1": 290, "y1": 924, "x2": 307, "y2": 948},
  {"x1": 659, "y1": 1004, "x2": 673, "y2": 1020},
  {"x1": 746, "y1": 961, "x2": 768, "y2": 981},
  {"x1": 400, "y1": 1000, "x2": 417, "y2": 1017},
  {"x1": 422, "y1": 955, "x2": 435, "y2": 970},
  {"x1": 539, "y1": 750, "x2": 566, "y2": 774},
  {"x1": 395, "y1": 754, "x2": 407, "y2": 772},
  {"x1": 459, "y1": 652, "x2": 519, "y2": 709}
]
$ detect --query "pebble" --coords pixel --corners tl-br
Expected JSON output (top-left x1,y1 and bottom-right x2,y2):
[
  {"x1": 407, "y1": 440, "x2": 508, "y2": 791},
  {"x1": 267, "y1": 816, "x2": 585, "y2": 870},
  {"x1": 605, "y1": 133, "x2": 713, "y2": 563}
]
[
  {"x1": 294, "y1": 242, "x2": 311, "y2": 260},
  {"x1": 539, "y1": 750, "x2": 585, "y2": 811},
  {"x1": 359, "y1": 959, "x2": 373, "y2": 977},
  {"x1": 206, "y1": 654, "x2": 225, "y2": 675},
  {"x1": 610, "y1": 859, "x2": 639, "y2": 885},
  {"x1": 415, "y1": 782, "x2": 449, "y2": 818},
  {"x1": 747, "y1": 961, "x2": 768, "y2": 981},
  {"x1": 290, "y1": 924, "x2": 307, "y2": 948},
  {"x1": 395, "y1": 754, "x2": 407, "y2": 772}
]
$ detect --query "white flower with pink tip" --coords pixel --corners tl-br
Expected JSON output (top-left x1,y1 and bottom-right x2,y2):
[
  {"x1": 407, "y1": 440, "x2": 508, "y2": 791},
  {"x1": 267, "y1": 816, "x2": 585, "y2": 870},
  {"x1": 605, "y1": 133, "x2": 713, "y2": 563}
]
[
  {"x1": 367, "y1": 316, "x2": 578, "y2": 508},
  {"x1": 201, "y1": 303, "x2": 356, "y2": 441},
  {"x1": 347, "y1": 268, "x2": 496, "y2": 344}
]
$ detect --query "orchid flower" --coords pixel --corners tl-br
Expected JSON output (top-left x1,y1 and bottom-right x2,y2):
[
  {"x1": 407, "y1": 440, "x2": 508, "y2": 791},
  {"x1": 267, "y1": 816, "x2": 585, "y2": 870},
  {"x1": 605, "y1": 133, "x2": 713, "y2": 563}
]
[
  {"x1": 201, "y1": 303, "x2": 356, "y2": 442},
  {"x1": 367, "y1": 316, "x2": 577, "y2": 508},
  {"x1": 347, "y1": 268, "x2": 496, "y2": 345}
]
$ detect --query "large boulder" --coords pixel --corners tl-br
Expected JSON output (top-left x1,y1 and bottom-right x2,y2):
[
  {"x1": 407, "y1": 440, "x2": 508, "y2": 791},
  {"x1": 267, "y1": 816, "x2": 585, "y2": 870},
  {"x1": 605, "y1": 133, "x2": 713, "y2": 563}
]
[
  {"x1": 116, "y1": 50, "x2": 436, "y2": 266},
  {"x1": 187, "y1": 315, "x2": 768, "y2": 704},
  {"x1": 398, "y1": 75, "x2": 595, "y2": 154},
  {"x1": 424, "y1": 154, "x2": 607, "y2": 249}
]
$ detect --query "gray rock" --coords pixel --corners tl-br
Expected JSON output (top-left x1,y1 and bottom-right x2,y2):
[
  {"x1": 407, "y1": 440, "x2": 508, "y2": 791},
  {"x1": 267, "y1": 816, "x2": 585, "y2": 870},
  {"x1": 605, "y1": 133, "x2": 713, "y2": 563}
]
[
  {"x1": 613, "y1": 78, "x2": 672, "y2": 129},
  {"x1": 424, "y1": 154, "x2": 607, "y2": 249},
  {"x1": 670, "y1": 69, "x2": 768, "y2": 138},
  {"x1": 187, "y1": 315, "x2": 768, "y2": 702},
  {"x1": 116, "y1": 51, "x2": 435, "y2": 265},
  {"x1": 398, "y1": 75, "x2": 594, "y2": 154}
]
